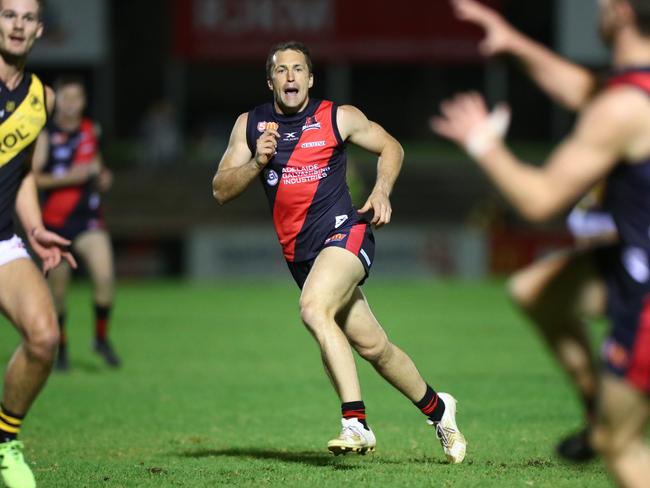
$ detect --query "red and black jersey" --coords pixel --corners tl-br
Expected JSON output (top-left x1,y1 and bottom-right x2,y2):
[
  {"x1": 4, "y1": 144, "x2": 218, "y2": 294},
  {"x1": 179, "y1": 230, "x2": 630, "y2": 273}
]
[
  {"x1": 595, "y1": 68, "x2": 650, "y2": 391},
  {"x1": 41, "y1": 117, "x2": 103, "y2": 237},
  {"x1": 246, "y1": 98, "x2": 364, "y2": 262},
  {"x1": 602, "y1": 69, "x2": 650, "y2": 278}
]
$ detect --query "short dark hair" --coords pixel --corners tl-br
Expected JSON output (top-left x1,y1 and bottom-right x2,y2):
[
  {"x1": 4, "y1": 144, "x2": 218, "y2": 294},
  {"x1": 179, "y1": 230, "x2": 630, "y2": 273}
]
[
  {"x1": 265, "y1": 41, "x2": 313, "y2": 80},
  {"x1": 53, "y1": 74, "x2": 85, "y2": 93},
  {"x1": 628, "y1": 0, "x2": 650, "y2": 35}
]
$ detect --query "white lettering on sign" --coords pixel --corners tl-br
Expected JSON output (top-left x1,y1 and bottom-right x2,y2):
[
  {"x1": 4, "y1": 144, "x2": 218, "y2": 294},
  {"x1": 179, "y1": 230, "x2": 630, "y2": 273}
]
[{"x1": 193, "y1": 0, "x2": 333, "y2": 33}]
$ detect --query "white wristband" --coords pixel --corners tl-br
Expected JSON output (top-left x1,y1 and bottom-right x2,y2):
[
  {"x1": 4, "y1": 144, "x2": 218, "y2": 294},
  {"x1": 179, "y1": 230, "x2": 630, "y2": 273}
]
[{"x1": 465, "y1": 104, "x2": 511, "y2": 159}]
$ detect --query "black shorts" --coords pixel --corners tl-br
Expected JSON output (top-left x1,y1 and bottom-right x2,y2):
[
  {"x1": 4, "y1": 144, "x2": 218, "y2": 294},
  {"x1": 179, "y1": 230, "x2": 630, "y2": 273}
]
[
  {"x1": 286, "y1": 222, "x2": 375, "y2": 289},
  {"x1": 594, "y1": 244, "x2": 650, "y2": 393}
]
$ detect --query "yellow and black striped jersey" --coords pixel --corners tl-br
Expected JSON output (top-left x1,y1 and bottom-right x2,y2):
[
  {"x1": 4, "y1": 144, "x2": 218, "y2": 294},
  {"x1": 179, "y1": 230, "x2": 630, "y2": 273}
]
[{"x1": 0, "y1": 72, "x2": 47, "y2": 240}]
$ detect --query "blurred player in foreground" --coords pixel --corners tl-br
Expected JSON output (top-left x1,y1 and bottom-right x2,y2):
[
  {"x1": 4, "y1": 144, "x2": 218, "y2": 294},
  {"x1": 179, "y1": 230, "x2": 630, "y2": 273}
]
[
  {"x1": 33, "y1": 76, "x2": 119, "y2": 370},
  {"x1": 0, "y1": 1, "x2": 76, "y2": 487},
  {"x1": 435, "y1": 0, "x2": 650, "y2": 485},
  {"x1": 213, "y1": 41, "x2": 466, "y2": 463},
  {"x1": 451, "y1": 0, "x2": 621, "y2": 462}
]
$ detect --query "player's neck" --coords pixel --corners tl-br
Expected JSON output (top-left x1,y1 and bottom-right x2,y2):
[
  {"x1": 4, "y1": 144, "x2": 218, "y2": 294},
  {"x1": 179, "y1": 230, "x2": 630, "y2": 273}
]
[
  {"x1": 54, "y1": 113, "x2": 82, "y2": 131},
  {"x1": 0, "y1": 53, "x2": 25, "y2": 90},
  {"x1": 612, "y1": 29, "x2": 650, "y2": 68},
  {"x1": 274, "y1": 97, "x2": 310, "y2": 116}
]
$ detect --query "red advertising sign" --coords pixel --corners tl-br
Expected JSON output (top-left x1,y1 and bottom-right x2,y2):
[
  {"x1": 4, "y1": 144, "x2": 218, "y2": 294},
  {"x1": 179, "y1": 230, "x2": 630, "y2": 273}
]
[{"x1": 173, "y1": 0, "x2": 499, "y2": 63}]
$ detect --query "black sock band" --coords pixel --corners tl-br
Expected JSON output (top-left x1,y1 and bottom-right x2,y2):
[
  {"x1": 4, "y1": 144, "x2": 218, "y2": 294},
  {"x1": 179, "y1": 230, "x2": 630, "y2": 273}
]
[
  {"x1": 583, "y1": 393, "x2": 596, "y2": 424},
  {"x1": 94, "y1": 304, "x2": 111, "y2": 321},
  {"x1": 341, "y1": 401, "x2": 368, "y2": 429},
  {"x1": 94, "y1": 303, "x2": 112, "y2": 342},
  {"x1": 414, "y1": 385, "x2": 446, "y2": 422}
]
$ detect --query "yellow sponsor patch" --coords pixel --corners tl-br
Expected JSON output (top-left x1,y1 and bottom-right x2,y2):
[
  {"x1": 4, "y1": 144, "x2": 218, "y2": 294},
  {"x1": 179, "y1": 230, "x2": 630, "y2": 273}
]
[{"x1": 0, "y1": 74, "x2": 47, "y2": 168}]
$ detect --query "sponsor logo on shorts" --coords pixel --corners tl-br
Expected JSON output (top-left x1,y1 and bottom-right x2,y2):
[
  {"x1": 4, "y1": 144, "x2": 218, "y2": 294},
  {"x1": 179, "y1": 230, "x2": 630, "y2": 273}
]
[
  {"x1": 265, "y1": 169, "x2": 279, "y2": 187},
  {"x1": 257, "y1": 121, "x2": 279, "y2": 133},
  {"x1": 335, "y1": 215, "x2": 348, "y2": 228},
  {"x1": 301, "y1": 140, "x2": 326, "y2": 149},
  {"x1": 325, "y1": 233, "x2": 346, "y2": 244},
  {"x1": 302, "y1": 116, "x2": 321, "y2": 131}
]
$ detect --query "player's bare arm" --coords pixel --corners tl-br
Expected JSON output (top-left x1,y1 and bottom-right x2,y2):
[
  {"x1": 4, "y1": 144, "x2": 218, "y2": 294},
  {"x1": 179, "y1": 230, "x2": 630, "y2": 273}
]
[
  {"x1": 212, "y1": 112, "x2": 280, "y2": 204},
  {"x1": 35, "y1": 86, "x2": 95, "y2": 189},
  {"x1": 337, "y1": 105, "x2": 404, "y2": 228},
  {"x1": 17, "y1": 84, "x2": 76, "y2": 272},
  {"x1": 96, "y1": 153, "x2": 113, "y2": 193},
  {"x1": 433, "y1": 88, "x2": 643, "y2": 222},
  {"x1": 32, "y1": 131, "x2": 99, "y2": 189},
  {"x1": 15, "y1": 171, "x2": 77, "y2": 272},
  {"x1": 452, "y1": 0, "x2": 596, "y2": 111}
]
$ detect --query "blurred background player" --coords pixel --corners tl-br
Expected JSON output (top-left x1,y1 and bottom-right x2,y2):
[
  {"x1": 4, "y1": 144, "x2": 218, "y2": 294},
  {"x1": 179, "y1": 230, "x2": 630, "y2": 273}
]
[
  {"x1": 0, "y1": 0, "x2": 77, "y2": 487},
  {"x1": 508, "y1": 187, "x2": 617, "y2": 461},
  {"x1": 213, "y1": 41, "x2": 466, "y2": 463},
  {"x1": 435, "y1": 0, "x2": 650, "y2": 485},
  {"x1": 450, "y1": 0, "x2": 620, "y2": 462},
  {"x1": 33, "y1": 75, "x2": 119, "y2": 370}
]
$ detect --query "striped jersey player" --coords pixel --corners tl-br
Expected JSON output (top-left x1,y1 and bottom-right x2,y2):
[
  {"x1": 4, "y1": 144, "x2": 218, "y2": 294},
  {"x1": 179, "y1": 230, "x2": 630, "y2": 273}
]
[
  {"x1": 213, "y1": 41, "x2": 466, "y2": 463},
  {"x1": 245, "y1": 97, "x2": 375, "y2": 287},
  {"x1": 33, "y1": 76, "x2": 119, "y2": 371},
  {"x1": 435, "y1": 0, "x2": 650, "y2": 482},
  {"x1": 0, "y1": 1, "x2": 77, "y2": 487}
]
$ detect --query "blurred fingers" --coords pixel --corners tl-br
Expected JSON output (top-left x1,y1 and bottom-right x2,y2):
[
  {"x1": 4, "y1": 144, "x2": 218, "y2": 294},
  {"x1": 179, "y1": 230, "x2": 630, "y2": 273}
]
[{"x1": 63, "y1": 252, "x2": 78, "y2": 269}]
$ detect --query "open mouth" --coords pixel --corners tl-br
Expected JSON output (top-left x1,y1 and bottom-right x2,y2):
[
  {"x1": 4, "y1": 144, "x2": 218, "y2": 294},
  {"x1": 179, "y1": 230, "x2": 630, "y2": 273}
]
[
  {"x1": 9, "y1": 34, "x2": 25, "y2": 43},
  {"x1": 284, "y1": 87, "x2": 299, "y2": 96}
]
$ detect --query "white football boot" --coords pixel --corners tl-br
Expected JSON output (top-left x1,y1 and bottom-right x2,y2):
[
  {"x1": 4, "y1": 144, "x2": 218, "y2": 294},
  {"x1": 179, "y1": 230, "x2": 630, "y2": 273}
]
[
  {"x1": 427, "y1": 392, "x2": 466, "y2": 463},
  {"x1": 327, "y1": 417, "x2": 376, "y2": 455}
]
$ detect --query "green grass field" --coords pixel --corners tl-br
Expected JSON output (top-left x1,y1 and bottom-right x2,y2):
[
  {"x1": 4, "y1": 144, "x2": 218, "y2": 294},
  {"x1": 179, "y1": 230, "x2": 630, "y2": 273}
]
[{"x1": 0, "y1": 280, "x2": 614, "y2": 487}]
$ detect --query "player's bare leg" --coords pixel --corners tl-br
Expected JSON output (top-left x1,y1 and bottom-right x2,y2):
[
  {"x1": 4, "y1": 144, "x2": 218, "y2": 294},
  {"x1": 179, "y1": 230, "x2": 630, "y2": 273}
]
[
  {"x1": 508, "y1": 249, "x2": 605, "y2": 460},
  {"x1": 300, "y1": 247, "x2": 364, "y2": 402},
  {"x1": 0, "y1": 258, "x2": 59, "y2": 413},
  {"x1": 47, "y1": 260, "x2": 72, "y2": 370},
  {"x1": 0, "y1": 258, "x2": 59, "y2": 488},
  {"x1": 592, "y1": 374, "x2": 650, "y2": 488},
  {"x1": 74, "y1": 230, "x2": 119, "y2": 367},
  {"x1": 299, "y1": 247, "x2": 376, "y2": 455},
  {"x1": 337, "y1": 288, "x2": 466, "y2": 463},
  {"x1": 74, "y1": 230, "x2": 114, "y2": 306},
  {"x1": 337, "y1": 288, "x2": 426, "y2": 401}
]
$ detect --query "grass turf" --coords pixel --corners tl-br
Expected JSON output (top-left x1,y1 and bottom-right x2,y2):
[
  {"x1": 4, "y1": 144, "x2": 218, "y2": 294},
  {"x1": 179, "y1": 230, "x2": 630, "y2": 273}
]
[{"x1": 0, "y1": 280, "x2": 613, "y2": 487}]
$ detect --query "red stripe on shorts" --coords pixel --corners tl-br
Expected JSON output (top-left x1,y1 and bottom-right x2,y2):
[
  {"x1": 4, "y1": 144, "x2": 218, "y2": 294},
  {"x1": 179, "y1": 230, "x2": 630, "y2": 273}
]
[
  {"x1": 345, "y1": 224, "x2": 366, "y2": 256},
  {"x1": 626, "y1": 296, "x2": 650, "y2": 392}
]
